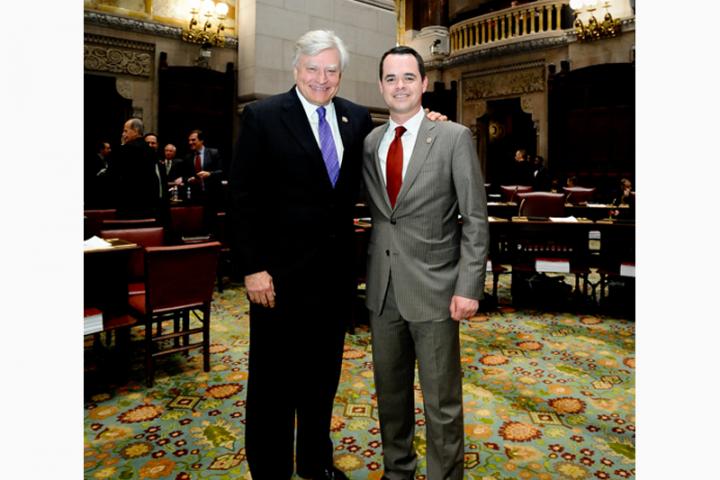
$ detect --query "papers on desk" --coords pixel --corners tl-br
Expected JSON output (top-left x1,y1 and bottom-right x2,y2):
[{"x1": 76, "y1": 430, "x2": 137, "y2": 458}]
[
  {"x1": 84, "y1": 236, "x2": 111, "y2": 250},
  {"x1": 549, "y1": 216, "x2": 578, "y2": 223},
  {"x1": 84, "y1": 307, "x2": 104, "y2": 335},
  {"x1": 535, "y1": 258, "x2": 570, "y2": 273}
]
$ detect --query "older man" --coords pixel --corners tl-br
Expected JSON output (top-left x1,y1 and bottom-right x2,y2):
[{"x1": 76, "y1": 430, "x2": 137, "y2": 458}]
[
  {"x1": 230, "y1": 30, "x2": 373, "y2": 480},
  {"x1": 108, "y1": 118, "x2": 162, "y2": 218}
]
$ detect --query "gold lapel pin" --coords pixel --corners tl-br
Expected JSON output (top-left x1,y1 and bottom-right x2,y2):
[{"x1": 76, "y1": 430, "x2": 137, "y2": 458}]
[
  {"x1": 426, "y1": 137, "x2": 432, "y2": 144},
  {"x1": 342, "y1": 116, "x2": 349, "y2": 123}
]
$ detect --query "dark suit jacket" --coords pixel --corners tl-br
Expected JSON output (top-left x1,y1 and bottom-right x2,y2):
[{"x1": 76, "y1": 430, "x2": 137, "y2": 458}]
[
  {"x1": 84, "y1": 153, "x2": 111, "y2": 208},
  {"x1": 165, "y1": 159, "x2": 183, "y2": 181},
  {"x1": 230, "y1": 88, "x2": 373, "y2": 299},
  {"x1": 107, "y1": 138, "x2": 162, "y2": 218},
  {"x1": 182, "y1": 146, "x2": 224, "y2": 201}
]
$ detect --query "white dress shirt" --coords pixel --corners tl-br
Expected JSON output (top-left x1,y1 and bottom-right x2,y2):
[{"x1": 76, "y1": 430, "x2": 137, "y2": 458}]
[
  {"x1": 378, "y1": 107, "x2": 425, "y2": 185},
  {"x1": 295, "y1": 87, "x2": 345, "y2": 166}
]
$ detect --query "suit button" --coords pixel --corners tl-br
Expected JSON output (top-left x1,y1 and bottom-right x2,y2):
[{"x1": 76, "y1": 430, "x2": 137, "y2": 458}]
[
  {"x1": 390, "y1": 218, "x2": 396, "y2": 225},
  {"x1": 385, "y1": 250, "x2": 390, "y2": 256}
]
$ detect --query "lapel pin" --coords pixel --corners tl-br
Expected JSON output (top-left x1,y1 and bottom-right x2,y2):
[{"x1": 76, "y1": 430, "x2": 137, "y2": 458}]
[
  {"x1": 426, "y1": 137, "x2": 432, "y2": 144},
  {"x1": 342, "y1": 116, "x2": 349, "y2": 123}
]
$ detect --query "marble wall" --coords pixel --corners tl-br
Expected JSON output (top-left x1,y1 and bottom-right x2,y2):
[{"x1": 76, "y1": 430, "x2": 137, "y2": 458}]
[
  {"x1": 237, "y1": 0, "x2": 397, "y2": 109},
  {"x1": 84, "y1": 0, "x2": 397, "y2": 134}
]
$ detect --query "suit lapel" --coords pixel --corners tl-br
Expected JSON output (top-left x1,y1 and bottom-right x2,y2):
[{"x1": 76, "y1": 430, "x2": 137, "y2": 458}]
[
  {"x1": 279, "y1": 91, "x2": 321, "y2": 160},
  {"x1": 333, "y1": 98, "x2": 352, "y2": 187},
  {"x1": 370, "y1": 125, "x2": 393, "y2": 214},
  {"x1": 394, "y1": 117, "x2": 435, "y2": 208},
  {"x1": 279, "y1": 89, "x2": 339, "y2": 191}
]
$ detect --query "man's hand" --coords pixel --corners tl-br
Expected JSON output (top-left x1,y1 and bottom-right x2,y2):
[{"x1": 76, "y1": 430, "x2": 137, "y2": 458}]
[
  {"x1": 197, "y1": 170, "x2": 211, "y2": 179},
  {"x1": 449, "y1": 295, "x2": 479, "y2": 321},
  {"x1": 245, "y1": 271, "x2": 276, "y2": 308},
  {"x1": 424, "y1": 108, "x2": 448, "y2": 122}
]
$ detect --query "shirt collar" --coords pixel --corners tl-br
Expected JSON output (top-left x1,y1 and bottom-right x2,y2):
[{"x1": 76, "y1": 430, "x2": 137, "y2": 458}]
[
  {"x1": 388, "y1": 106, "x2": 425, "y2": 137},
  {"x1": 295, "y1": 87, "x2": 335, "y2": 120}
]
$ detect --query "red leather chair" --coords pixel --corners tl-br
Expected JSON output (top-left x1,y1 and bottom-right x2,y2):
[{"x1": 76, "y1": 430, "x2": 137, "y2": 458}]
[
  {"x1": 517, "y1": 192, "x2": 566, "y2": 217},
  {"x1": 563, "y1": 186, "x2": 596, "y2": 205},
  {"x1": 169, "y1": 206, "x2": 209, "y2": 243},
  {"x1": 128, "y1": 242, "x2": 221, "y2": 387},
  {"x1": 500, "y1": 185, "x2": 533, "y2": 203},
  {"x1": 99, "y1": 227, "x2": 166, "y2": 296},
  {"x1": 85, "y1": 209, "x2": 117, "y2": 238},
  {"x1": 101, "y1": 218, "x2": 158, "y2": 230}
]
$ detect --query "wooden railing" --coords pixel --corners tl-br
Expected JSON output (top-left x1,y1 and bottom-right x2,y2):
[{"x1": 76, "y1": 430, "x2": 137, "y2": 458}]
[{"x1": 449, "y1": 0, "x2": 572, "y2": 55}]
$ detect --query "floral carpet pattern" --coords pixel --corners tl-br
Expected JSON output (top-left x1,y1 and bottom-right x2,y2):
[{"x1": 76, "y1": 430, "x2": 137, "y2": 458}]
[{"x1": 84, "y1": 276, "x2": 635, "y2": 479}]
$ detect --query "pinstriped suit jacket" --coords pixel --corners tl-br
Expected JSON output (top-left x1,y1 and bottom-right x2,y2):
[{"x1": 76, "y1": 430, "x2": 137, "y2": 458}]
[{"x1": 362, "y1": 117, "x2": 489, "y2": 322}]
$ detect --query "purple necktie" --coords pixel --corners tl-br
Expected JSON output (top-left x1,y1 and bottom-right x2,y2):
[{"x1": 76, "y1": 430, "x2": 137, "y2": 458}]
[{"x1": 317, "y1": 106, "x2": 340, "y2": 187}]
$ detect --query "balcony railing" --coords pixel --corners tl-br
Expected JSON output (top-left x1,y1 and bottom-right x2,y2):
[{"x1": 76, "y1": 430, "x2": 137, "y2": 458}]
[{"x1": 449, "y1": 0, "x2": 572, "y2": 55}]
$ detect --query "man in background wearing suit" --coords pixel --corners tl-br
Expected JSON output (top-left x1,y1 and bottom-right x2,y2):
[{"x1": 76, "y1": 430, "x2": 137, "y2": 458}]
[
  {"x1": 183, "y1": 129, "x2": 224, "y2": 228},
  {"x1": 362, "y1": 46, "x2": 489, "y2": 480},
  {"x1": 183, "y1": 129, "x2": 223, "y2": 200},
  {"x1": 84, "y1": 140, "x2": 112, "y2": 208},
  {"x1": 162, "y1": 143, "x2": 183, "y2": 183},
  {"x1": 109, "y1": 118, "x2": 163, "y2": 219},
  {"x1": 230, "y1": 30, "x2": 374, "y2": 480}
]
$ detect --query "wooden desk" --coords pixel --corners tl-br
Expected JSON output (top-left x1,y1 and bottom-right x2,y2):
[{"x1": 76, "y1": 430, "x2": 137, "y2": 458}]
[
  {"x1": 354, "y1": 216, "x2": 635, "y2": 306},
  {"x1": 488, "y1": 201, "x2": 631, "y2": 221},
  {"x1": 84, "y1": 239, "x2": 140, "y2": 329}
]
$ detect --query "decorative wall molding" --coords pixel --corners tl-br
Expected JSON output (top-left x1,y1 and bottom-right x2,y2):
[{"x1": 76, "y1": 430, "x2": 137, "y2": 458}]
[
  {"x1": 84, "y1": 33, "x2": 155, "y2": 77},
  {"x1": 84, "y1": 10, "x2": 238, "y2": 49},
  {"x1": 463, "y1": 63, "x2": 545, "y2": 101}
]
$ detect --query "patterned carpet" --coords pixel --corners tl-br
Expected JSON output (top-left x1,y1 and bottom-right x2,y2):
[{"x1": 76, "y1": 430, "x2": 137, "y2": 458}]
[{"x1": 84, "y1": 275, "x2": 635, "y2": 479}]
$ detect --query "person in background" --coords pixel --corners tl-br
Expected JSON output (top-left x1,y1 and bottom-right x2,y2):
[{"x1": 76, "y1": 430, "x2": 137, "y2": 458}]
[
  {"x1": 182, "y1": 129, "x2": 223, "y2": 202},
  {"x1": 181, "y1": 129, "x2": 224, "y2": 228},
  {"x1": 509, "y1": 148, "x2": 533, "y2": 186},
  {"x1": 144, "y1": 133, "x2": 160, "y2": 156},
  {"x1": 613, "y1": 177, "x2": 634, "y2": 206},
  {"x1": 531, "y1": 154, "x2": 552, "y2": 191},
  {"x1": 108, "y1": 118, "x2": 162, "y2": 218},
  {"x1": 85, "y1": 140, "x2": 112, "y2": 208},
  {"x1": 610, "y1": 177, "x2": 634, "y2": 220},
  {"x1": 145, "y1": 132, "x2": 170, "y2": 217},
  {"x1": 362, "y1": 46, "x2": 489, "y2": 480},
  {"x1": 162, "y1": 143, "x2": 183, "y2": 183}
]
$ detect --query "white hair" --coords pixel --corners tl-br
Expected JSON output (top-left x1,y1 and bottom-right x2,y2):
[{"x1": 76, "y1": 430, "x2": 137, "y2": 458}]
[{"x1": 292, "y1": 30, "x2": 349, "y2": 71}]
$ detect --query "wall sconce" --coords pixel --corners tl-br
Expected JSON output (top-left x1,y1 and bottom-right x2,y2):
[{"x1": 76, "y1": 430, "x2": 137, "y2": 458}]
[
  {"x1": 570, "y1": 0, "x2": 621, "y2": 41},
  {"x1": 182, "y1": 0, "x2": 229, "y2": 47}
]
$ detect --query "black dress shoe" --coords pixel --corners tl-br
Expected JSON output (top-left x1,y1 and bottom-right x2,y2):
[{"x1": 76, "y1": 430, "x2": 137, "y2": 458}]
[{"x1": 298, "y1": 466, "x2": 349, "y2": 480}]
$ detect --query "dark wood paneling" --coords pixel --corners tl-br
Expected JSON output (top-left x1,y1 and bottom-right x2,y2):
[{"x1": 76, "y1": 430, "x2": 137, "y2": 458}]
[{"x1": 158, "y1": 64, "x2": 235, "y2": 172}]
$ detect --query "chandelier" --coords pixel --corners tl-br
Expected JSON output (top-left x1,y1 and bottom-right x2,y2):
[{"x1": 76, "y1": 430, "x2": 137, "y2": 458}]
[
  {"x1": 569, "y1": 0, "x2": 621, "y2": 42},
  {"x1": 182, "y1": 0, "x2": 229, "y2": 47}
]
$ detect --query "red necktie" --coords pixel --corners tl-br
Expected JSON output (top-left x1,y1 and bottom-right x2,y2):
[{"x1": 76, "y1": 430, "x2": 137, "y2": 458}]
[
  {"x1": 386, "y1": 126, "x2": 406, "y2": 208},
  {"x1": 194, "y1": 153, "x2": 202, "y2": 173}
]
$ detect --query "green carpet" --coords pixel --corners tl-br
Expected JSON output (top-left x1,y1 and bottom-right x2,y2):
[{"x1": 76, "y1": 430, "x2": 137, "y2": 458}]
[{"x1": 84, "y1": 277, "x2": 635, "y2": 479}]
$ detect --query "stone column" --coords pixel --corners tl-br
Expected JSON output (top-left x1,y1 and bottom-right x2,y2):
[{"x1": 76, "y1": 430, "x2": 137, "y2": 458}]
[{"x1": 412, "y1": 0, "x2": 448, "y2": 30}]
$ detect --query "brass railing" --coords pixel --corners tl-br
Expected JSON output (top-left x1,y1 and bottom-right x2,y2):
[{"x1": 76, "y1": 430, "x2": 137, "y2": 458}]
[{"x1": 449, "y1": 0, "x2": 572, "y2": 55}]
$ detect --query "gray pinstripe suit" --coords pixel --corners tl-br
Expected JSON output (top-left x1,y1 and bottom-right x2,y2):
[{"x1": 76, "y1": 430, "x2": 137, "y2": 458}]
[{"x1": 362, "y1": 116, "x2": 489, "y2": 479}]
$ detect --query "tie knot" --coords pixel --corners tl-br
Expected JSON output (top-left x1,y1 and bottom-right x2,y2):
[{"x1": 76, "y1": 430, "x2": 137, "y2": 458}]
[
  {"x1": 317, "y1": 106, "x2": 326, "y2": 121},
  {"x1": 394, "y1": 126, "x2": 406, "y2": 139}
]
